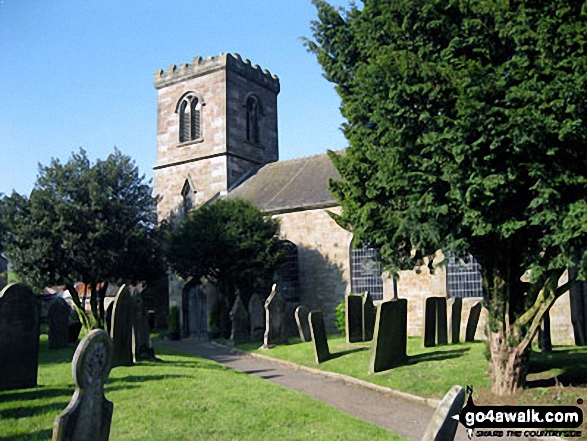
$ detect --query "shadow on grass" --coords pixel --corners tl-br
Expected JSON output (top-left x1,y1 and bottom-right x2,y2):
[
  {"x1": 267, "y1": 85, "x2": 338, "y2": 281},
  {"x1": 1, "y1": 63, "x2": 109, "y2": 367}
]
[
  {"x1": 0, "y1": 401, "x2": 67, "y2": 420},
  {"x1": 328, "y1": 346, "x2": 370, "y2": 361},
  {"x1": 0, "y1": 428, "x2": 53, "y2": 440},
  {"x1": 406, "y1": 347, "x2": 470, "y2": 365},
  {"x1": 108, "y1": 374, "x2": 189, "y2": 384},
  {"x1": 526, "y1": 348, "x2": 587, "y2": 388},
  {"x1": 0, "y1": 387, "x2": 72, "y2": 403},
  {"x1": 152, "y1": 359, "x2": 231, "y2": 370}
]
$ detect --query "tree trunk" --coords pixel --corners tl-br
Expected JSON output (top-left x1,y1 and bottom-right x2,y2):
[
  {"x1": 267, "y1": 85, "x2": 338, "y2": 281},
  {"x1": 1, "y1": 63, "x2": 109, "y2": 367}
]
[{"x1": 488, "y1": 327, "x2": 531, "y2": 396}]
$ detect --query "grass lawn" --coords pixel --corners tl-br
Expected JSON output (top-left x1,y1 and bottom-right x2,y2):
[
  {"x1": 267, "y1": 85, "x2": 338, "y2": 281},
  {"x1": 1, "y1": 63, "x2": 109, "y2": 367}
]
[
  {"x1": 237, "y1": 336, "x2": 587, "y2": 408},
  {"x1": 0, "y1": 336, "x2": 405, "y2": 441}
]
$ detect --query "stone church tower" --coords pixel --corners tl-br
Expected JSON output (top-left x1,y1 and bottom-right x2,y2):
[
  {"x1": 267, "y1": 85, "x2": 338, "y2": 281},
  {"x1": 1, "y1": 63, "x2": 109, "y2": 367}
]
[{"x1": 153, "y1": 53, "x2": 280, "y2": 220}]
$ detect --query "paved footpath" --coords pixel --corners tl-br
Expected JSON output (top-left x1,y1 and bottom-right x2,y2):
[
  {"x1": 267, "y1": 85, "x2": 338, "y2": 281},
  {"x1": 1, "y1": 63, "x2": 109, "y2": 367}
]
[{"x1": 158, "y1": 339, "x2": 548, "y2": 441}]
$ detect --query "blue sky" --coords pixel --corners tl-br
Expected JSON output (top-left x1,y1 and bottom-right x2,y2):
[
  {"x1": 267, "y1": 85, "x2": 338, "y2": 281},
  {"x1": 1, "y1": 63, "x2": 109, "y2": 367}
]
[{"x1": 0, "y1": 0, "x2": 349, "y2": 196}]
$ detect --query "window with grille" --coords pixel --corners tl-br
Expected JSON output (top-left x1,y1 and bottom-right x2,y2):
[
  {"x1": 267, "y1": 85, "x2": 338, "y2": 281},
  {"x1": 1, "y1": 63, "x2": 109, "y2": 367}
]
[
  {"x1": 177, "y1": 93, "x2": 202, "y2": 143},
  {"x1": 446, "y1": 251, "x2": 483, "y2": 298},
  {"x1": 350, "y1": 246, "x2": 383, "y2": 301}
]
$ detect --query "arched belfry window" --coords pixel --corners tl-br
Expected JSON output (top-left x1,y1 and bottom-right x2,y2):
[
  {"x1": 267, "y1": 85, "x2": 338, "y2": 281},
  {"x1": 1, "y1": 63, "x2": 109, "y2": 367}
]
[
  {"x1": 176, "y1": 92, "x2": 204, "y2": 143},
  {"x1": 245, "y1": 94, "x2": 262, "y2": 145},
  {"x1": 350, "y1": 244, "x2": 384, "y2": 300}
]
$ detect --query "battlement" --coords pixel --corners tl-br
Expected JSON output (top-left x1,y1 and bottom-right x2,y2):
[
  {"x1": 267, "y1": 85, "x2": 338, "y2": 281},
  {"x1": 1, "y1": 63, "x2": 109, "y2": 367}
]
[{"x1": 154, "y1": 53, "x2": 280, "y2": 92}]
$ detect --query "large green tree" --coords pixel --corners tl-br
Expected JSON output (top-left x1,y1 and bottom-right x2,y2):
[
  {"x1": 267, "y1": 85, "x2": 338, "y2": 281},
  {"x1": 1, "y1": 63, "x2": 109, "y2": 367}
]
[
  {"x1": 308, "y1": 0, "x2": 587, "y2": 395},
  {"x1": 166, "y1": 198, "x2": 284, "y2": 337},
  {"x1": 1, "y1": 149, "x2": 164, "y2": 329}
]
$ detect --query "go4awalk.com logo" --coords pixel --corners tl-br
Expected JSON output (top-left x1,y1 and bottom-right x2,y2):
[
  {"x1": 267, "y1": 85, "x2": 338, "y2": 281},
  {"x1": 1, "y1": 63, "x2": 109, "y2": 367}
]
[{"x1": 452, "y1": 387, "x2": 584, "y2": 438}]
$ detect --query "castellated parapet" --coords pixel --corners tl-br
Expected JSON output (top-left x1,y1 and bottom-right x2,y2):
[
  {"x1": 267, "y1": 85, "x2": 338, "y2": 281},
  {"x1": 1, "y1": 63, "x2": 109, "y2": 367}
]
[{"x1": 154, "y1": 53, "x2": 280, "y2": 93}]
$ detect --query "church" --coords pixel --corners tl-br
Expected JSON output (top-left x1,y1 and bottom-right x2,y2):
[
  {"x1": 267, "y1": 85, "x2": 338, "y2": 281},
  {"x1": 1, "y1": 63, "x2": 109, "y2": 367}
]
[{"x1": 153, "y1": 53, "x2": 579, "y2": 343}]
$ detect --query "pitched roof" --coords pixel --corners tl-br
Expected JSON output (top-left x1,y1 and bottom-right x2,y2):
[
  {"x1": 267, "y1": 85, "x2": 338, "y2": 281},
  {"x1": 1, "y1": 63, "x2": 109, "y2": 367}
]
[{"x1": 226, "y1": 152, "x2": 341, "y2": 214}]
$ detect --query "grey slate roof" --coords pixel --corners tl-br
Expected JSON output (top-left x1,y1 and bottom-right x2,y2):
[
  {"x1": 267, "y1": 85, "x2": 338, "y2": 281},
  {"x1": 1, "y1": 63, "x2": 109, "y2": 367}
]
[{"x1": 226, "y1": 152, "x2": 341, "y2": 214}]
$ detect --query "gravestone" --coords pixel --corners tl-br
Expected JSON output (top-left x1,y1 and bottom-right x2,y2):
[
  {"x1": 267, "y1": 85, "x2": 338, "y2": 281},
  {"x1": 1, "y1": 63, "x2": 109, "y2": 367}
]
[
  {"x1": 346, "y1": 294, "x2": 363, "y2": 343},
  {"x1": 230, "y1": 295, "x2": 250, "y2": 345},
  {"x1": 52, "y1": 329, "x2": 114, "y2": 441},
  {"x1": 248, "y1": 294, "x2": 265, "y2": 342},
  {"x1": 110, "y1": 285, "x2": 133, "y2": 367},
  {"x1": 131, "y1": 289, "x2": 156, "y2": 362},
  {"x1": 465, "y1": 302, "x2": 482, "y2": 342},
  {"x1": 570, "y1": 277, "x2": 587, "y2": 345},
  {"x1": 423, "y1": 297, "x2": 437, "y2": 347},
  {"x1": 362, "y1": 292, "x2": 377, "y2": 342},
  {"x1": 538, "y1": 311, "x2": 552, "y2": 352},
  {"x1": 0, "y1": 283, "x2": 39, "y2": 391},
  {"x1": 69, "y1": 321, "x2": 83, "y2": 343},
  {"x1": 369, "y1": 299, "x2": 408, "y2": 374},
  {"x1": 294, "y1": 305, "x2": 311, "y2": 342},
  {"x1": 105, "y1": 302, "x2": 114, "y2": 335},
  {"x1": 435, "y1": 297, "x2": 448, "y2": 345},
  {"x1": 262, "y1": 284, "x2": 287, "y2": 348},
  {"x1": 421, "y1": 385, "x2": 465, "y2": 441},
  {"x1": 49, "y1": 297, "x2": 71, "y2": 349},
  {"x1": 448, "y1": 298, "x2": 462, "y2": 344},
  {"x1": 309, "y1": 310, "x2": 330, "y2": 364}
]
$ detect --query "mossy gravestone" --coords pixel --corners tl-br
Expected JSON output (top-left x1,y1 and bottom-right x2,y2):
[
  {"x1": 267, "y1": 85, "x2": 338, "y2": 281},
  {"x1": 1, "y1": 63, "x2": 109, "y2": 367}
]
[
  {"x1": 294, "y1": 305, "x2": 311, "y2": 342},
  {"x1": 362, "y1": 292, "x2": 377, "y2": 342},
  {"x1": 346, "y1": 294, "x2": 363, "y2": 343},
  {"x1": 52, "y1": 329, "x2": 114, "y2": 441},
  {"x1": 448, "y1": 297, "x2": 462, "y2": 344},
  {"x1": 0, "y1": 283, "x2": 39, "y2": 391},
  {"x1": 465, "y1": 302, "x2": 482, "y2": 342},
  {"x1": 421, "y1": 385, "x2": 465, "y2": 441},
  {"x1": 49, "y1": 297, "x2": 71, "y2": 349},
  {"x1": 369, "y1": 299, "x2": 407, "y2": 374},
  {"x1": 230, "y1": 295, "x2": 250, "y2": 345},
  {"x1": 309, "y1": 310, "x2": 330, "y2": 364},
  {"x1": 248, "y1": 294, "x2": 265, "y2": 342},
  {"x1": 110, "y1": 285, "x2": 133, "y2": 367},
  {"x1": 262, "y1": 284, "x2": 287, "y2": 348}
]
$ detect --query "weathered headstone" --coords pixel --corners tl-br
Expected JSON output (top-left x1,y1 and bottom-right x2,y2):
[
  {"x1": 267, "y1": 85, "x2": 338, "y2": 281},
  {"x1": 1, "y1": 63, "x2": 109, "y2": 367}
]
[
  {"x1": 230, "y1": 295, "x2": 250, "y2": 345},
  {"x1": 131, "y1": 289, "x2": 156, "y2": 362},
  {"x1": 448, "y1": 297, "x2": 462, "y2": 344},
  {"x1": 262, "y1": 284, "x2": 287, "y2": 348},
  {"x1": 110, "y1": 285, "x2": 133, "y2": 367},
  {"x1": 0, "y1": 283, "x2": 39, "y2": 391},
  {"x1": 69, "y1": 321, "x2": 83, "y2": 343},
  {"x1": 309, "y1": 310, "x2": 330, "y2": 364},
  {"x1": 105, "y1": 302, "x2": 114, "y2": 335},
  {"x1": 570, "y1": 277, "x2": 587, "y2": 345},
  {"x1": 346, "y1": 294, "x2": 363, "y2": 343},
  {"x1": 369, "y1": 299, "x2": 408, "y2": 374},
  {"x1": 49, "y1": 297, "x2": 71, "y2": 349},
  {"x1": 538, "y1": 311, "x2": 552, "y2": 352},
  {"x1": 362, "y1": 292, "x2": 377, "y2": 342},
  {"x1": 294, "y1": 305, "x2": 311, "y2": 342},
  {"x1": 465, "y1": 302, "x2": 482, "y2": 342},
  {"x1": 421, "y1": 385, "x2": 465, "y2": 441},
  {"x1": 52, "y1": 329, "x2": 114, "y2": 441},
  {"x1": 423, "y1": 297, "x2": 437, "y2": 347},
  {"x1": 436, "y1": 297, "x2": 448, "y2": 345},
  {"x1": 248, "y1": 294, "x2": 265, "y2": 342}
]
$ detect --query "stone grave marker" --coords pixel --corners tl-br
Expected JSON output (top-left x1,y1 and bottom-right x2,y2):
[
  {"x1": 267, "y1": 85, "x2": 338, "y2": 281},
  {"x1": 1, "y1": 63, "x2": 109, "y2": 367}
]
[
  {"x1": 309, "y1": 310, "x2": 330, "y2": 364},
  {"x1": 369, "y1": 299, "x2": 408, "y2": 374},
  {"x1": 69, "y1": 321, "x2": 83, "y2": 343},
  {"x1": 110, "y1": 285, "x2": 133, "y2": 367},
  {"x1": 294, "y1": 305, "x2": 311, "y2": 342},
  {"x1": 346, "y1": 294, "x2": 363, "y2": 343},
  {"x1": 230, "y1": 295, "x2": 250, "y2": 345},
  {"x1": 49, "y1": 297, "x2": 71, "y2": 349},
  {"x1": 362, "y1": 292, "x2": 377, "y2": 342},
  {"x1": 435, "y1": 297, "x2": 448, "y2": 345},
  {"x1": 421, "y1": 385, "x2": 465, "y2": 441},
  {"x1": 131, "y1": 289, "x2": 156, "y2": 362},
  {"x1": 262, "y1": 284, "x2": 287, "y2": 348},
  {"x1": 0, "y1": 283, "x2": 39, "y2": 391},
  {"x1": 465, "y1": 302, "x2": 482, "y2": 342},
  {"x1": 448, "y1": 297, "x2": 462, "y2": 344},
  {"x1": 248, "y1": 294, "x2": 265, "y2": 342},
  {"x1": 52, "y1": 329, "x2": 114, "y2": 441},
  {"x1": 423, "y1": 297, "x2": 437, "y2": 347},
  {"x1": 105, "y1": 302, "x2": 114, "y2": 335},
  {"x1": 538, "y1": 311, "x2": 552, "y2": 352}
]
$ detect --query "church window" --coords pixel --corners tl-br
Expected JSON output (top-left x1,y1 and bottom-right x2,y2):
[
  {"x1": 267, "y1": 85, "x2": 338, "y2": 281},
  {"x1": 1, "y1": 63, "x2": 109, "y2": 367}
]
[
  {"x1": 446, "y1": 251, "x2": 483, "y2": 298},
  {"x1": 180, "y1": 176, "x2": 196, "y2": 217},
  {"x1": 350, "y1": 245, "x2": 384, "y2": 301},
  {"x1": 246, "y1": 95, "x2": 260, "y2": 145},
  {"x1": 177, "y1": 92, "x2": 203, "y2": 143}
]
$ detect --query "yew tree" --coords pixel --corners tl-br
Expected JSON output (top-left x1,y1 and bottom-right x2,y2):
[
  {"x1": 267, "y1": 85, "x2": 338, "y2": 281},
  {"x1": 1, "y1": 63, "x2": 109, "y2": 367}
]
[{"x1": 308, "y1": 0, "x2": 587, "y2": 395}]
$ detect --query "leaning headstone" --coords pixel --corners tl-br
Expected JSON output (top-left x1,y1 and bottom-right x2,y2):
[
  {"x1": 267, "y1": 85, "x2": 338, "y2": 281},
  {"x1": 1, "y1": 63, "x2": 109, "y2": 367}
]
[
  {"x1": 369, "y1": 299, "x2": 408, "y2": 374},
  {"x1": 49, "y1": 297, "x2": 71, "y2": 349},
  {"x1": 423, "y1": 297, "x2": 437, "y2": 347},
  {"x1": 435, "y1": 297, "x2": 448, "y2": 345},
  {"x1": 110, "y1": 285, "x2": 133, "y2": 367},
  {"x1": 131, "y1": 289, "x2": 156, "y2": 362},
  {"x1": 448, "y1": 297, "x2": 462, "y2": 344},
  {"x1": 465, "y1": 302, "x2": 482, "y2": 342},
  {"x1": 248, "y1": 294, "x2": 265, "y2": 342},
  {"x1": 362, "y1": 292, "x2": 377, "y2": 342},
  {"x1": 421, "y1": 385, "x2": 465, "y2": 441},
  {"x1": 52, "y1": 329, "x2": 114, "y2": 441},
  {"x1": 346, "y1": 294, "x2": 363, "y2": 343},
  {"x1": 262, "y1": 284, "x2": 287, "y2": 348},
  {"x1": 309, "y1": 310, "x2": 330, "y2": 364},
  {"x1": 105, "y1": 302, "x2": 114, "y2": 335},
  {"x1": 294, "y1": 305, "x2": 311, "y2": 342},
  {"x1": 0, "y1": 283, "x2": 39, "y2": 391},
  {"x1": 230, "y1": 295, "x2": 250, "y2": 345}
]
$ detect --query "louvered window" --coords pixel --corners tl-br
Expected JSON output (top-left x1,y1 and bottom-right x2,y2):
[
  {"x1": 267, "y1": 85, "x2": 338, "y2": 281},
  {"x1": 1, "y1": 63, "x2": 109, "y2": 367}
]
[
  {"x1": 177, "y1": 93, "x2": 202, "y2": 143},
  {"x1": 246, "y1": 95, "x2": 260, "y2": 144}
]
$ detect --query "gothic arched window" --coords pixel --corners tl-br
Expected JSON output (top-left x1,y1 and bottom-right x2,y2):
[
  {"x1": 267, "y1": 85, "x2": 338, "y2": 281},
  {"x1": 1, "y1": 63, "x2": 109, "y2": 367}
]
[
  {"x1": 176, "y1": 92, "x2": 203, "y2": 143},
  {"x1": 246, "y1": 95, "x2": 260, "y2": 145}
]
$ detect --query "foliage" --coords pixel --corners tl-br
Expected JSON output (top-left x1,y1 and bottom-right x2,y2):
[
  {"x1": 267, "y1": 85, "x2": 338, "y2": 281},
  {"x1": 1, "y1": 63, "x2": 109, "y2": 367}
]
[
  {"x1": 0, "y1": 149, "x2": 165, "y2": 330},
  {"x1": 166, "y1": 198, "x2": 285, "y2": 336},
  {"x1": 307, "y1": 0, "x2": 587, "y2": 394},
  {"x1": 334, "y1": 296, "x2": 346, "y2": 335}
]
